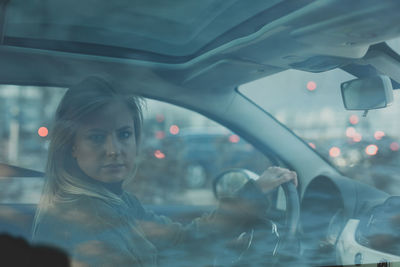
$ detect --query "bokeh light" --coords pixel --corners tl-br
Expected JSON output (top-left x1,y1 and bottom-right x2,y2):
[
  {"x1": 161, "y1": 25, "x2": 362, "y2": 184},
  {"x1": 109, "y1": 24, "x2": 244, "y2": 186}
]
[
  {"x1": 156, "y1": 114, "x2": 165, "y2": 123},
  {"x1": 229, "y1": 134, "x2": 240, "y2": 143},
  {"x1": 154, "y1": 150, "x2": 165, "y2": 159},
  {"x1": 365, "y1": 144, "x2": 378, "y2": 156},
  {"x1": 353, "y1": 133, "x2": 362, "y2": 143},
  {"x1": 390, "y1": 142, "x2": 400, "y2": 151},
  {"x1": 308, "y1": 142, "x2": 316, "y2": 149},
  {"x1": 329, "y1": 147, "x2": 341, "y2": 158},
  {"x1": 155, "y1": 131, "x2": 165, "y2": 139},
  {"x1": 38, "y1": 127, "x2": 48, "y2": 137},
  {"x1": 349, "y1": 115, "x2": 359, "y2": 125},
  {"x1": 374, "y1": 131, "x2": 385, "y2": 140},
  {"x1": 346, "y1": 127, "x2": 356, "y2": 138},
  {"x1": 169, "y1": 125, "x2": 179, "y2": 135},
  {"x1": 307, "y1": 81, "x2": 317, "y2": 91}
]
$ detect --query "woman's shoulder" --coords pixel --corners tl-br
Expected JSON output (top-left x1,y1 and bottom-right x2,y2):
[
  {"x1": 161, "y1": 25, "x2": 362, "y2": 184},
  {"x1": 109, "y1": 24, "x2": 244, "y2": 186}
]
[
  {"x1": 49, "y1": 194, "x2": 105, "y2": 212},
  {"x1": 41, "y1": 195, "x2": 119, "y2": 227},
  {"x1": 32, "y1": 196, "x2": 122, "y2": 256},
  {"x1": 38, "y1": 192, "x2": 145, "y2": 231}
]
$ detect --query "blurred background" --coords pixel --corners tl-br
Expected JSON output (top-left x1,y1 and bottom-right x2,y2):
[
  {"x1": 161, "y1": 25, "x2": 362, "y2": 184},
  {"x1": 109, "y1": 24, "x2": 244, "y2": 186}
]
[{"x1": 1, "y1": 67, "x2": 400, "y2": 205}]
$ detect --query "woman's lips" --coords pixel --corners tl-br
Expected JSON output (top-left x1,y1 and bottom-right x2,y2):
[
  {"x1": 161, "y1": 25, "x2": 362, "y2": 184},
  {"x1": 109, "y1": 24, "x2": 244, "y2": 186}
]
[{"x1": 102, "y1": 164, "x2": 125, "y2": 172}]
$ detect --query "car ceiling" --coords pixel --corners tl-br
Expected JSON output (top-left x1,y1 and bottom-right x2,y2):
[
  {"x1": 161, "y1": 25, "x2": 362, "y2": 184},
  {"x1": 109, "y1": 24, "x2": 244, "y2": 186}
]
[
  {"x1": 5, "y1": 0, "x2": 284, "y2": 58},
  {"x1": 0, "y1": 0, "x2": 400, "y2": 99}
]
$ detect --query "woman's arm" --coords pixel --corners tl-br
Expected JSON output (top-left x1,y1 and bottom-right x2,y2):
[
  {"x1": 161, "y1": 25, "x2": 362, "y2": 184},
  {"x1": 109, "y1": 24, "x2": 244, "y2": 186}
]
[{"x1": 135, "y1": 167, "x2": 297, "y2": 249}]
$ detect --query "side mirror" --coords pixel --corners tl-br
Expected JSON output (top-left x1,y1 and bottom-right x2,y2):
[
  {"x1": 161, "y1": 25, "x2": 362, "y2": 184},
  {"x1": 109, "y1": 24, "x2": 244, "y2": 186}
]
[{"x1": 341, "y1": 75, "x2": 393, "y2": 110}]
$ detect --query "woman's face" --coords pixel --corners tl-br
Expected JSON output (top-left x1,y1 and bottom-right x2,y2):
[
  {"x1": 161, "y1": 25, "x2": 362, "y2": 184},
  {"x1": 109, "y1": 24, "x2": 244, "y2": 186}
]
[{"x1": 72, "y1": 100, "x2": 137, "y2": 183}]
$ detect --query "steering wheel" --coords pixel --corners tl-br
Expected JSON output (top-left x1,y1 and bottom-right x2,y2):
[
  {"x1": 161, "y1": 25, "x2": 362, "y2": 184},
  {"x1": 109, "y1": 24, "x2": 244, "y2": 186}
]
[
  {"x1": 281, "y1": 181, "x2": 300, "y2": 238},
  {"x1": 212, "y1": 169, "x2": 300, "y2": 264}
]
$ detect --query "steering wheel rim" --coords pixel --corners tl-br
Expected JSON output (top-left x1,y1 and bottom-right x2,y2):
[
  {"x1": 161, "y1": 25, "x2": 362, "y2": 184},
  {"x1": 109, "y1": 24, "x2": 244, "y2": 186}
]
[
  {"x1": 212, "y1": 169, "x2": 300, "y2": 265},
  {"x1": 281, "y1": 181, "x2": 300, "y2": 238},
  {"x1": 213, "y1": 168, "x2": 300, "y2": 238}
]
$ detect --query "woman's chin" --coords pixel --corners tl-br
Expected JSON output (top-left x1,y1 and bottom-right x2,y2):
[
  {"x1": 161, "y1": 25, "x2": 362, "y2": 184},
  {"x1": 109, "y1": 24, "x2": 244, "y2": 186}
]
[
  {"x1": 102, "y1": 176, "x2": 126, "y2": 183},
  {"x1": 92, "y1": 173, "x2": 127, "y2": 183}
]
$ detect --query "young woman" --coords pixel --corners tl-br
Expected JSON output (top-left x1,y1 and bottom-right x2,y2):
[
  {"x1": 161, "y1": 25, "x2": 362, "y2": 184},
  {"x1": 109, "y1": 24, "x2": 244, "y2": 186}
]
[{"x1": 32, "y1": 76, "x2": 297, "y2": 266}]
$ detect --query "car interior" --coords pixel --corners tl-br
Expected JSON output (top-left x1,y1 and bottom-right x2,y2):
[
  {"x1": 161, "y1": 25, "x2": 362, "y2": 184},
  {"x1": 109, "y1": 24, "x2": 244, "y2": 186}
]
[{"x1": 1, "y1": 0, "x2": 400, "y2": 266}]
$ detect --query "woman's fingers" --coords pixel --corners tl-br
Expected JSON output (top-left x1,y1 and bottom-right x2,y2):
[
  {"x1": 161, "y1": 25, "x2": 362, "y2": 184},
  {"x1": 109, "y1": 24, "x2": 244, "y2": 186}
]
[
  {"x1": 276, "y1": 171, "x2": 297, "y2": 187},
  {"x1": 257, "y1": 167, "x2": 298, "y2": 192}
]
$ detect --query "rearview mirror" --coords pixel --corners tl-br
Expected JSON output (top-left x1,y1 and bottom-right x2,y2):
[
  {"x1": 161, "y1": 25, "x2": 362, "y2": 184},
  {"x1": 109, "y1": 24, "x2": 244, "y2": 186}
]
[{"x1": 341, "y1": 75, "x2": 393, "y2": 110}]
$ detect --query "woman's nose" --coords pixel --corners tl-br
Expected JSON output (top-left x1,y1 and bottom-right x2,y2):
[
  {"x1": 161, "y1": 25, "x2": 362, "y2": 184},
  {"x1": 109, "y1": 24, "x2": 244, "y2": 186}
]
[{"x1": 105, "y1": 135, "x2": 121, "y2": 157}]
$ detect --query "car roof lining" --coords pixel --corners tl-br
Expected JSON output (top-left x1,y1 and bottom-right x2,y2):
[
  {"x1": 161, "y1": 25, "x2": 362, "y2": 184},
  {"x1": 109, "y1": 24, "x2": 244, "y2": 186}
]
[
  {"x1": 4, "y1": 0, "x2": 400, "y2": 67},
  {"x1": 343, "y1": 43, "x2": 400, "y2": 88},
  {"x1": 3, "y1": 0, "x2": 291, "y2": 60}
]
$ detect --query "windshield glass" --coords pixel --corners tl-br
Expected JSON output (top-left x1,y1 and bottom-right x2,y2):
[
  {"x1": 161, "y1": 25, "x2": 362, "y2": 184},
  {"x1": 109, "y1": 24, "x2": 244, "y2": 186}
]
[{"x1": 240, "y1": 69, "x2": 400, "y2": 195}]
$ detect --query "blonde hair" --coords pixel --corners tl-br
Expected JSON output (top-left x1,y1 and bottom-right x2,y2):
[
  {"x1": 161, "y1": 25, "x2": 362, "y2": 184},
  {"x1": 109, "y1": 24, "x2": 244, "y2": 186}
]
[{"x1": 32, "y1": 76, "x2": 144, "y2": 235}]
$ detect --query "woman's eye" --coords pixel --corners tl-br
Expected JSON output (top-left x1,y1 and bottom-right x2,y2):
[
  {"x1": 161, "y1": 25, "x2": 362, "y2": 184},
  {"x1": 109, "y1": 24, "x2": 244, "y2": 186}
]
[
  {"x1": 88, "y1": 134, "x2": 105, "y2": 143},
  {"x1": 119, "y1": 130, "x2": 132, "y2": 140}
]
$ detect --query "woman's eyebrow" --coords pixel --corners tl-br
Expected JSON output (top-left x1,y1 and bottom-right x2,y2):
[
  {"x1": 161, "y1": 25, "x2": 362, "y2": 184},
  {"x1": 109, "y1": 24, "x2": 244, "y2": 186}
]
[
  {"x1": 117, "y1": 126, "x2": 134, "y2": 131},
  {"x1": 85, "y1": 128, "x2": 107, "y2": 133},
  {"x1": 84, "y1": 126, "x2": 133, "y2": 133}
]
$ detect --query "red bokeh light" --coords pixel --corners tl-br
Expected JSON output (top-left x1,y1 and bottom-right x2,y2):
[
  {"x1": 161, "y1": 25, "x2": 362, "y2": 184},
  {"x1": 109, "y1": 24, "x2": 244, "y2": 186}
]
[
  {"x1": 154, "y1": 150, "x2": 165, "y2": 159},
  {"x1": 390, "y1": 142, "x2": 400, "y2": 151},
  {"x1": 229, "y1": 134, "x2": 240, "y2": 143},
  {"x1": 365, "y1": 144, "x2": 378, "y2": 156},
  {"x1": 349, "y1": 115, "x2": 359, "y2": 125},
  {"x1": 308, "y1": 142, "x2": 316, "y2": 149},
  {"x1": 169, "y1": 125, "x2": 179, "y2": 135},
  {"x1": 155, "y1": 131, "x2": 165, "y2": 139},
  {"x1": 307, "y1": 81, "x2": 317, "y2": 91},
  {"x1": 346, "y1": 127, "x2": 356, "y2": 138},
  {"x1": 353, "y1": 133, "x2": 362, "y2": 143},
  {"x1": 374, "y1": 131, "x2": 385, "y2": 140},
  {"x1": 329, "y1": 147, "x2": 341, "y2": 158},
  {"x1": 156, "y1": 114, "x2": 165, "y2": 123},
  {"x1": 38, "y1": 127, "x2": 48, "y2": 137}
]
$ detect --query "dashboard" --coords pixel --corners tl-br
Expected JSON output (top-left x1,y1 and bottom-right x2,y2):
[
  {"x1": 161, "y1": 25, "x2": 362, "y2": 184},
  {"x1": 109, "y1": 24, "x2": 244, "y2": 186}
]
[{"x1": 300, "y1": 175, "x2": 400, "y2": 265}]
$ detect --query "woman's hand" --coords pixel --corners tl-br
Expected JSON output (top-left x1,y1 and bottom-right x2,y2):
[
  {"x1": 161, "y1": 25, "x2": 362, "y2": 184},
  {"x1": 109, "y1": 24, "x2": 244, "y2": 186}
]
[{"x1": 255, "y1": 166, "x2": 298, "y2": 193}]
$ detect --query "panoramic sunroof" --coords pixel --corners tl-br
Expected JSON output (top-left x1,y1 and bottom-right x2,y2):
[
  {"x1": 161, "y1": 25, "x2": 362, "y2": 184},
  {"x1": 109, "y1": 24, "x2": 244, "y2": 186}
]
[{"x1": 4, "y1": 0, "x2": 283, "y2": 60}]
